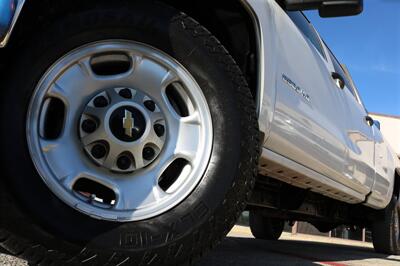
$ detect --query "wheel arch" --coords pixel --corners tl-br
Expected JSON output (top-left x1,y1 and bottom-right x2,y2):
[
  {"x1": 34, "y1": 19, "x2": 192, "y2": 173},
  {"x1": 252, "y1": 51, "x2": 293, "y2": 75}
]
[{"x1": 1, "y1": 0, "x2": 261, "y2": 110}]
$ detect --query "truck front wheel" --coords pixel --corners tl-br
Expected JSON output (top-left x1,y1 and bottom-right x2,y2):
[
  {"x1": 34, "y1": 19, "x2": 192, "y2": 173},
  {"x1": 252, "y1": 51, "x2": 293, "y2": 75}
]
[{"x1": 0, "y1": 2, "x2": 260, "y2": 265}]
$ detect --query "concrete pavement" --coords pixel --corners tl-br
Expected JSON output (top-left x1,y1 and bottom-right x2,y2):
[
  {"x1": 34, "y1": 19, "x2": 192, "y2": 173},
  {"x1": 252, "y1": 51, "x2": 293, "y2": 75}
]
[{"x1": 196, "y1": 226, "x2": 400, "y2": 266}]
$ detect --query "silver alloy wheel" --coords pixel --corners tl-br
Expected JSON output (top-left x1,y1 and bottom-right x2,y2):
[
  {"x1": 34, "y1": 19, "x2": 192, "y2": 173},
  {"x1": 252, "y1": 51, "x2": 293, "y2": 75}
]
[{"x1": 27, "y1": 40, "x2": 213, "y2": 222}]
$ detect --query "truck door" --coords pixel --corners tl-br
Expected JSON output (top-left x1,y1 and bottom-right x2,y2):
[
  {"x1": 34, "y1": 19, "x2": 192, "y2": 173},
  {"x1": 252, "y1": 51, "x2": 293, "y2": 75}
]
[
  {"x1": 368, "y1": 126, "x2": 396, "y2": 208},
  {"x1": 327, "y1": 51, "x2": 375, "y2": 195},
  {"x1": 265, "y1": 11, "x2": 351, "y2": 186}
]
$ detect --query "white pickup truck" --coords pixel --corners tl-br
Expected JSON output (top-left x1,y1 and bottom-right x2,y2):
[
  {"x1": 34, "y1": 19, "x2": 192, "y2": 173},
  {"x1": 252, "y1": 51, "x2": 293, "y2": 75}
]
[{"x1": 1, "y1": 0, "x2": 399, "y2": 265}]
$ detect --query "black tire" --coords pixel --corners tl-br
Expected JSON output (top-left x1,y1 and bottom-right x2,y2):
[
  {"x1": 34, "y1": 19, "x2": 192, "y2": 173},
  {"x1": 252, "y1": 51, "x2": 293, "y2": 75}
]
[
  {"x1": 0, "y1": 2, "x2": 260, "y2": 265},
  {"x1": 372, "y1": 196, "x2": 400, "y2": 255},
  {"x1": 0, "y1": 246, "x2": 10, "y2": 255},
  {"x1": 249, "y1": 211, "x2": 284, "y2": 241}
]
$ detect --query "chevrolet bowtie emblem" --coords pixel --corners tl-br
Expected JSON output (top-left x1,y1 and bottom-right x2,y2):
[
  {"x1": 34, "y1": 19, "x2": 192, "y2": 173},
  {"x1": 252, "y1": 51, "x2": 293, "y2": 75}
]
[{"x1": 123, "y1": 110, "x2": 135, "y2": 137}]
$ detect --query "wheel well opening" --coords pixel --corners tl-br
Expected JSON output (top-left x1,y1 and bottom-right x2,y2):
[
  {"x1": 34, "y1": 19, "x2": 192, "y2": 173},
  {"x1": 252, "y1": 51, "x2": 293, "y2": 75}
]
[{"x1": 1, "y1": 0, "x2": 260, "y2": 104}]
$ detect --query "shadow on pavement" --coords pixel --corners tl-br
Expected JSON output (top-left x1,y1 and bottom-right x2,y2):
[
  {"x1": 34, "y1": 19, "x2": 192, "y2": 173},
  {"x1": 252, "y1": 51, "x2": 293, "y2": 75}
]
[{"x1": 196, "y1": 237, "x2": 400, "y2": 266}]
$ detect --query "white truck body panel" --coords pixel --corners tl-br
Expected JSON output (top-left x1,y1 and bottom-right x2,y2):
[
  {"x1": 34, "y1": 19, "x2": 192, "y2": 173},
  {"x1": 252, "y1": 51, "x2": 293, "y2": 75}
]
[
  {"x1": 243, "y1": 0, "x2": 399, "y2": 209},
  {"x1": 366, "y1": 126, "x2": 396, "y2": 208}
]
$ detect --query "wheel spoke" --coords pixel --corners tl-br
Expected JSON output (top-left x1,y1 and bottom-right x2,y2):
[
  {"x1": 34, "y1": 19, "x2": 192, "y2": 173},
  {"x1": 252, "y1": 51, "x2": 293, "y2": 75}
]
[
  {"x1": 83, "y1": 106, "x2": 106, "y2": 119},
  {"x1": 133, "y1": 153, "x2": 145, "y2": 169},
  {"x1": 161, "y1": 71, "x2": 179, "y2": 89},
  {"x1": 150, "y1": 111, "x2": 165, "y2": 123},
  {"x1": 113, "y1": 173, "x2": 166, "y2": 211},
  {"x1": 39, "y1": 138, "x2": 85, "y2": 184},
  {"x1": 81, "y1": 128, "x2": 107, "y2": 146},
  {"x1": 48, "y1": 59, "x2": 98, "y2": 106},
  {"x1": 47, "y1": 83, "x2": 69, "y2": 103},
  {"x1": 78, "y1": 57, "x2": 96, "y2": 78},
  {"x1": 103, "y1": 144, "x2": 122, "y2": 169},
  {"x1": 126, "y1": 143, "x2": 144, "y2": 169},
  {"x1": 133, "y1": 89, "x2": 146, "y2": 103},
  {"x1": 85, "y1": 172, "x2": 119, "y2": 190},
  {"x1": 60, "y1": 172, "x2": 82, "y2": 190},
  {"x1": 107, "y1": 88, "x2": 124, "y2": 104},
  {"x1": 170, "y1": 113, "x2": 201, "y2": 162},
  {"x1": 147, "y1": 127, "x2": 165, "y2": 150},
  {"x1": 130, "y1": 58, "x2": 178, "y2": 107}
]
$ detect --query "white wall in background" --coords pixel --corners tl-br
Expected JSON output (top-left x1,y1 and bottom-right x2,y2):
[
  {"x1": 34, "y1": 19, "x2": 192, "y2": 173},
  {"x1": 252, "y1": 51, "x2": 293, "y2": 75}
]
[{"x1": 370, "y1": 113, "x2": 400, "y2": 157}]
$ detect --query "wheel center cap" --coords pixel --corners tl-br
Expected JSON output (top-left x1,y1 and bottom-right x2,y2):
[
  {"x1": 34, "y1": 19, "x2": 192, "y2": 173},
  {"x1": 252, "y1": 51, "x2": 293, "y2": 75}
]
[
  {"x1": 79, "y1": 87, "x2": 166, "y2": 173},
  {"x1": 109, "y1": 106, "x2": 146, "y2": 142}
]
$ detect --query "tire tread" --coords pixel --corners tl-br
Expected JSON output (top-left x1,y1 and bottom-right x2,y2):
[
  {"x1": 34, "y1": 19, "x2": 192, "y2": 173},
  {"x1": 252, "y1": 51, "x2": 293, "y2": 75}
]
[{"x1": 0, "y1": 8, "x2": 260, "y2": 266}]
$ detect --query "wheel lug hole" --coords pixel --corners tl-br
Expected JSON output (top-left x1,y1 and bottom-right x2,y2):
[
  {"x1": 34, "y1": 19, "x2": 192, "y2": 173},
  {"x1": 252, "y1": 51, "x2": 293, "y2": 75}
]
[
  {"x1": 144, "y1": 100, "x2": 156, "y2": 112},
  {"x1": 117, "y1": 155, "x2": 131, "y2": 170},
  {"x1": 82, "y1": 119, "x2": 97, "y2": 133},
  {"x1": 119, "y1": 88, "x2": 132, "y2": 99},
  {"x1": 91, "y1": 144, "x2": 107, "y2": 159},
  {"x1": 143, "y1": 147, "x2": 156, "y2": 161},
  {"x1": 93, "y1": 96, "x2": 109, "y2": 108},
  {"x1": 154, "y1": 124, "x2": 165, "y2": 137}
]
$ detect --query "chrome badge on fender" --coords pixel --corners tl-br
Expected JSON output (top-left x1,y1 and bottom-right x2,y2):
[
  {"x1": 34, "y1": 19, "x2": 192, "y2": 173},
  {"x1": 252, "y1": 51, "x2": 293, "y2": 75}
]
[{"x1": 282, "y1": 74, "x2": 311, "y2": 102}]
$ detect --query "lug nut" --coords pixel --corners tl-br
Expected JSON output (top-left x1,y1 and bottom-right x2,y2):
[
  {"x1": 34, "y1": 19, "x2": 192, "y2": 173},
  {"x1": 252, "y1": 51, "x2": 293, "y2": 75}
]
[
  {"x1": 117, "y1": 155, "x2": 131, "y2": 170},
  {"x1": 119, "y1": 88, "x2": 132, "y2": 99},
  {"x1": 144, "y1": 100, "x2": 156, "y2": 112},
  {"x1": 93, "y1": 96, "x2": 108, "y2": 108},
  {"x1": 81, "y1": 119, "x2": 97, "y2": 133},
  {"x1": 154, "y1": 124, "x2": 165, "y2": 137},
  {"x1": 91, "y1": 144, "x2": 107, "y2": 159},
  {"x1": 143, "y1": 147, "x2": 155, "y2": 161}
]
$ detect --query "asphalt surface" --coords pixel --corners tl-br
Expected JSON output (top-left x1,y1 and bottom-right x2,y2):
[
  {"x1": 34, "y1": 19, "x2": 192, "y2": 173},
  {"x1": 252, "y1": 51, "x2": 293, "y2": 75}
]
[
  {"x1": 196, "y1": 233, "x2": 400, "y2": 266},
  {"x1": 1, "y1": 226, "x2": 400, "y2": 266}
]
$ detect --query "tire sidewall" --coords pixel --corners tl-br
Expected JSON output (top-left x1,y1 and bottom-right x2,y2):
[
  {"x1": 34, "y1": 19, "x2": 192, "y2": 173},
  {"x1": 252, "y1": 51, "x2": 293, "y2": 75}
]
[{"x1": 0, "y1": 2, "x2": 252, "y2": 256}]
